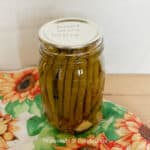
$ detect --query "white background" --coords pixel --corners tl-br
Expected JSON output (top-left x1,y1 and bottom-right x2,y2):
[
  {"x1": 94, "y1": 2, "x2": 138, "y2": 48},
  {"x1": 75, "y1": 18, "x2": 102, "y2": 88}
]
[{"x1": 0, "y1": 0, "x2": 150, "y2": 73}]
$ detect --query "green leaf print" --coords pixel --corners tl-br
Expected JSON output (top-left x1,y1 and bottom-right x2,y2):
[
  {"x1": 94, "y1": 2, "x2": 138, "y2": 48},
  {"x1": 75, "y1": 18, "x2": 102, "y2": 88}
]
[
  {"x1": 28, "y1": 102, "x2": 41, "y2": 117},
  {"x1": 102, "y1": 101, "x2": 126, "y2": 119},
  {"x1": 34, "y1": 126, "x2": 58, "y2": 150},
  {"x1": 27, "y1": 115, "x2": 47, "y2": 136},
  {"x1": 5, "y1": 94, "x2": 43, "y2": 118},
  {"x1": 34, "y1": 95, "x2": 43, "y2": 112},
  {"x1": 5, "y1": 101, "x2": 29, "y2": 118},
  {"x1": 28, "y1": 95, "x2": 43, "y2": 117}
]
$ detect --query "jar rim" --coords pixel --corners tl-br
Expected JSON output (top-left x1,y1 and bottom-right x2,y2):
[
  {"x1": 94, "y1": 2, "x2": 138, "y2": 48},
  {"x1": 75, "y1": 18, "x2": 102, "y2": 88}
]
[
  {"x1": 39, "y1": 39, "x2": 103, "y2": 57},
  {"x1": 39, "y1": 17, "x2": 103, "y2": 50}
]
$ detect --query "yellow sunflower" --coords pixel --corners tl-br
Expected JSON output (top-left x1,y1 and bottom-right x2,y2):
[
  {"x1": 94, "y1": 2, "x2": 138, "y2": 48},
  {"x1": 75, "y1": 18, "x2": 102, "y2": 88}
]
[
  {"x1": 0, "y1": 67, "x2": 40, "y2": 103},
  {"x1": 115, "y1": 112, "x2": 150, "y2": 150},
  {"x1": 0, "y1": 112, "x2": 18, "y2": 149}
]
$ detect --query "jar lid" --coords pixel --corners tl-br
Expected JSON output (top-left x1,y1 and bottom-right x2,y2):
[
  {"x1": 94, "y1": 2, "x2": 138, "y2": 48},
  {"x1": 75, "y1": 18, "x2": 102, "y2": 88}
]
[{"x1": 39, "y1": 18, "x2": 102, "y2": 49}]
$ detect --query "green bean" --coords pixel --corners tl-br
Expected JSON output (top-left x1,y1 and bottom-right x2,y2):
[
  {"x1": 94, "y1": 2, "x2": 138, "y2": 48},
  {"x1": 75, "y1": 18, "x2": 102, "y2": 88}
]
[
  {"x1": 88, "y1": 70, "x2": 105, "y2": 122},
  {"x1": 91, "y1": 58, "x2": 104, "y2": 107},
  {"x1": 46, "y1": 58, "x2": 59, "y2": 126},
  {"x1": 91, "y1": 58, "x2": 100, "y2": 107},
  {"x1": 44, "y1": 59, "x2": 54, "y2": 116},
  {"x1": 75, "y1": 58, "x2": 87, "y2": 123},
  {"x1": 57, "y1": 58, "x2": 67, "y2": 122},
  {"x1": 51, "y1": 53, "x2": 66, "y2": 124},
  {"x1": 52, "y1": 53, "x2": 66, "y2": 78},
  {"x1": 88, "y1": 92, "x2": 103, "y2": 123},
  {"x1": 70, "y1": 63, "x2": 80, "y2": 126},
  {"x1": 43, "y1": 92, "x2": 52, "y2": 120},
  {"x1": 39, "y1": 73, "x2": 49, "y2": 117},
  {"x1": 84, "y1": 56, "x2": 94, "y2": 118},
  {"x1": 63, "y1": 57, "x2": 75, "y2": 120},
  {"x1": 39, "y1": 57, "x2": 53, "y2": 120}
]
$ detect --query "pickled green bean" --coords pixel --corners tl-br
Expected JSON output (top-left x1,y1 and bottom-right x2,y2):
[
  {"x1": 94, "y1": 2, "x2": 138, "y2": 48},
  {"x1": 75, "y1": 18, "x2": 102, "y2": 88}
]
[
  {"x1": 39, "y1": 57, "x2": 53, "y2": 120},
  {"x1": 45, "y1": 57, "x2": 59, "y2": 126},
  {"x1": 63, "y1": 57, "x2": 75, "y2": 120},
  {"x1": 57, "y1": 58, "x2": 67, "y2": 122},
  {"x1": 91, "y1": 58, "x2": 103, "y2": 106},
  {"x1": 75, "y1": 58, "x2": 87, "y2": 123},
  {"x1": 51, "y1": 53, "x2": 66, "y2": 124},
  {"x1": 88, "y1": 92, "x2": 103, "y2": 123},
  {"x1": 52, "y1": 53, "x2": 66, "y2": 78},
  {"x1": 84, "y1": 56, "x2": 94, "y2": 118},
  {"x1": 89, "y1": 70, "x2": 105, "y2": 122},
  {"x1": 70, "y1": 63, "x2": 80, "y2": 126}
]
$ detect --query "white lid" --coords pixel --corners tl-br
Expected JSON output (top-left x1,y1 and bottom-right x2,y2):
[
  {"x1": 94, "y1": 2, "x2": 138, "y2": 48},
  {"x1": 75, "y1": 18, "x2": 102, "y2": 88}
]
[{"x1": 39, "y1": 18, "x2": 101, "y2": 49}]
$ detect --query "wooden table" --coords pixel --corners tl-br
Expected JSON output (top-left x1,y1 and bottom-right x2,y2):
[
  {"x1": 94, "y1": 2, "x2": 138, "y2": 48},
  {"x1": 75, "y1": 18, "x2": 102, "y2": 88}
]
[{"x1": 104, "y1": 74, "x2": 150, "y2": 124}]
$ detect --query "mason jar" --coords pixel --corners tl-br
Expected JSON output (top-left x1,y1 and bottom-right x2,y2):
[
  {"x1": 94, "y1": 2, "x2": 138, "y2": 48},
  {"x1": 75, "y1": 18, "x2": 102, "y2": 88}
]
[{"x1": 38, "y1": 18, "x2": 105, "y2": 133}]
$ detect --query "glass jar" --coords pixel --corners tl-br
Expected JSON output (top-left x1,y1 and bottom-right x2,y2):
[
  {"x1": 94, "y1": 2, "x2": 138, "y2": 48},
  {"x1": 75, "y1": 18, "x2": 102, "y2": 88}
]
[{"x1": 38, "y1": 18, "x2": 105, "y2": 133}]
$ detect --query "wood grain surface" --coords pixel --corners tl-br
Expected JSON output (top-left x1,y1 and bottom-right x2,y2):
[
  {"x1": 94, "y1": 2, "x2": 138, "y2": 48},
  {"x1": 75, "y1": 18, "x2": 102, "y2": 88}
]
[{"x1": 104, "y1": 74, "x2": 150, "y2": 124}]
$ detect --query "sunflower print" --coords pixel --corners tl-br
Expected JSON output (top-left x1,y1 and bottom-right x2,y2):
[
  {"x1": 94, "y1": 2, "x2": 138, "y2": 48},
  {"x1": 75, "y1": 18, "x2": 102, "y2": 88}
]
[
  {"x1": 0, "y1": 67, "x2": 40, "y2": 103},
  {"x1": 115, "y1": 112, "x2": 150, "y2": 150},
  {"x1": 0, "y1": 112, "x2": 18, "y2": 149},
  {"x1": 0, "y1": 67, "x2": 149, "y2": 150}
]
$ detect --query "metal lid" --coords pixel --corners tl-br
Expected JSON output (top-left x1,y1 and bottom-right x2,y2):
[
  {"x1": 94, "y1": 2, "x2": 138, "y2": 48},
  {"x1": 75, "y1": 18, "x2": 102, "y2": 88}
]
[{"x1": 39, "y1": 18, "x2": 102, "y2": 49}]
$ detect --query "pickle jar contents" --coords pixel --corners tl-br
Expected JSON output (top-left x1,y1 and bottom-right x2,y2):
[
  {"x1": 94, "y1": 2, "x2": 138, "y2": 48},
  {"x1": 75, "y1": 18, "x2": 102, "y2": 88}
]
[{"x1": 38, "y1": 18, "x2": 105, "y2": 133}]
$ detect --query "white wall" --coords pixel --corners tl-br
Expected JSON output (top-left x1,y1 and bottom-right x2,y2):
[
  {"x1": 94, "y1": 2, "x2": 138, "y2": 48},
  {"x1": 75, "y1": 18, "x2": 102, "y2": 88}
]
[{"x1": 0, "y1": 0, "x2": 150, "y2": 73}]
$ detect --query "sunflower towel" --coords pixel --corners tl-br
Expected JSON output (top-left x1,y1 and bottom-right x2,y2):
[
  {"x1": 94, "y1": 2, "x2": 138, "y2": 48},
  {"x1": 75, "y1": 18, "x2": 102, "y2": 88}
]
[{"x1": 0, "y1": 67, "x2": 149, "y2": 150}]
